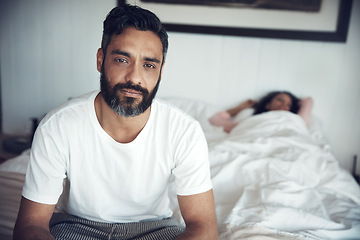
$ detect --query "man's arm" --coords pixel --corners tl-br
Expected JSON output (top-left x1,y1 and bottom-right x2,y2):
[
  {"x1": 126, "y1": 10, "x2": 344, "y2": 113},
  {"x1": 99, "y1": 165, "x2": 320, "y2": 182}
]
[
  {"x1": 13, "y1": 196, "x2": 56, "y2": 240},
  {"x1": 176, "y1": 189, "x2": 218, "y2": 240}
]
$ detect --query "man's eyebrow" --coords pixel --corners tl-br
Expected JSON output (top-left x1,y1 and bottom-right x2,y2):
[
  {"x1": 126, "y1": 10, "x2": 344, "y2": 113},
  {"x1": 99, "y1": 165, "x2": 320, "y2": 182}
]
[
  {"x1": 111, "y1": 49, "x2": 130, "y2": 57},
  {"x1": 144, "y1": 57, "x2": 161, "y2": 64},
  {"x1": 111, "y1": 49, "x2": 161, "y2": 63}
]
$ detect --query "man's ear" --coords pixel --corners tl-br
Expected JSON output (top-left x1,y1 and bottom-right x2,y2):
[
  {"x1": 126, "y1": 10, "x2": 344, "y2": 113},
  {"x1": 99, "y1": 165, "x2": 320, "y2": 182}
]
[{"x1": 96, "y1": 48, "x2": 104, "y2": 72}]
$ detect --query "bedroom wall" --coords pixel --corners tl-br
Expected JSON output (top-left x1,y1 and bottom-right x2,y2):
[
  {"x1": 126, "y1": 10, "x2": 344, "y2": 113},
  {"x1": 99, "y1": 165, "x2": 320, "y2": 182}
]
[{"x1": 0, "y1": 0, "x2": 359, "y2": 174}]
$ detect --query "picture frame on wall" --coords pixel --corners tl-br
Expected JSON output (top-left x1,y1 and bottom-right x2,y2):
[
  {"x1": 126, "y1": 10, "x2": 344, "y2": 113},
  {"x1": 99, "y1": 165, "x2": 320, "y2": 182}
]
[{"x1": 117, "y1": 0, "x2": 353, "y2": 42}]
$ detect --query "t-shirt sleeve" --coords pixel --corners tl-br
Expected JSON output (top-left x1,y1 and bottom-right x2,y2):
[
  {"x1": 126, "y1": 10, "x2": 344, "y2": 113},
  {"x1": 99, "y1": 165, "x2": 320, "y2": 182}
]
[
  {"x1": 171, "y1": 121, "x2": 212, "y2": 196},
  {"x1": 22, "y1": 118, "x2": 67, "y2": 205}
]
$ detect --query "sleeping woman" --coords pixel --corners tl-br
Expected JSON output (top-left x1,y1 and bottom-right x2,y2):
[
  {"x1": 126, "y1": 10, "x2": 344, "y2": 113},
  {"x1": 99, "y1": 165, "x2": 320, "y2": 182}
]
[{"x1": 209, "y1": 91, "x2": 313, "y2": 133}]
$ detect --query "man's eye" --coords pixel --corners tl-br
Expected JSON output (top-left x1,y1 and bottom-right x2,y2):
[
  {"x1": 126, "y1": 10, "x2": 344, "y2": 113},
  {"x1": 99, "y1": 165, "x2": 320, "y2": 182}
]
[
  {"x1": 144, "y1": 63, "x2": 155, "y2": 69},
  {"x1": 115, "y1": 58, "x2": 128, "y2": 63}
]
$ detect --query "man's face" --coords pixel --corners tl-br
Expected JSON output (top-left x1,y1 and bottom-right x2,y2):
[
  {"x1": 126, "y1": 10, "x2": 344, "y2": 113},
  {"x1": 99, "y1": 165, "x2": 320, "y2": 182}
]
[{"x1": 97, "y1": 27, "x2": 164, "y2": 117}]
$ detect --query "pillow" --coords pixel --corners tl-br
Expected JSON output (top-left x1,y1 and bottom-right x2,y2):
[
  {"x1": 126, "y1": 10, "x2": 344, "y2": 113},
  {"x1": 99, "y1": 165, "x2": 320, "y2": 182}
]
[
  {"x1": 160, "y1": 97, "x2": 220, "y2": 126},
  {"x1": 0, "y1": 149, "x2": 30, "y2": 174},
  {"x1": 232, "y1": 108, "x2": 255, "y2": 123}
]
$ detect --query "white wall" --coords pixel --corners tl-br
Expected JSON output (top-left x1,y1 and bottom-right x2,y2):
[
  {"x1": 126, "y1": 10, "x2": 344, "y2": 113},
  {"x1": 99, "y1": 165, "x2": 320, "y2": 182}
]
[
  {"x1": 1, "y1": 0, "x2": 359, "y2": 173},
  {"x1": 0, "y1": 0, "x2": 116, "y2": 133}
]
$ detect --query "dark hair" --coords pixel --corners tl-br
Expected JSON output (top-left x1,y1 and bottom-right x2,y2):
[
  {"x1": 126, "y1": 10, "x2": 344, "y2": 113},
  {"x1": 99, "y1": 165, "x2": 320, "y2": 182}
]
[
  {"x1": 101, "y1": 4, "x2": 168, "y2": 61},
  {"x1": 253, "y1": 91, "x2": 300, "y2": 115}
]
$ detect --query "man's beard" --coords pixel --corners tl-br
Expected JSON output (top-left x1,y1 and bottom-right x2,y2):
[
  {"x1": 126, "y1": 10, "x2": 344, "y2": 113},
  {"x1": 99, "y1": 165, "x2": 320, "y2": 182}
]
[{"x1": 100, "y1": 67, "x2": 160, "y2": 117}]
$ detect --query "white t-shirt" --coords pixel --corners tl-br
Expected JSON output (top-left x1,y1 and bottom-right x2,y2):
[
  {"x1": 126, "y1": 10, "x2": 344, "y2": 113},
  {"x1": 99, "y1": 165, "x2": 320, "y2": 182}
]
[{"x1": 22, "y1": 91, "x2": 212, "y2": 223}]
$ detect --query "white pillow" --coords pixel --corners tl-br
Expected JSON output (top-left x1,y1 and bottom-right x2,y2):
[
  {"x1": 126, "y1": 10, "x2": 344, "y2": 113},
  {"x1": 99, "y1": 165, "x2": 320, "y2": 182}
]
[
  {"x1": 160, "y1": 97, "x2": 220, "y2": 126},
  {"x1": 232, "y1": 108, "x2": 255, "y2": 123},
  {"x1": 0, "y1": 149, "x2": 30, "y2": 174}
]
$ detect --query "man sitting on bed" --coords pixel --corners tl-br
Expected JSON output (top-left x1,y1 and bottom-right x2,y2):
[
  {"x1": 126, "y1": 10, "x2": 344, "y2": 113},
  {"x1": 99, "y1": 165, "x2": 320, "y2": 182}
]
[{"x1": 13, "y1": 4, "x2": 217, "y2": 240}]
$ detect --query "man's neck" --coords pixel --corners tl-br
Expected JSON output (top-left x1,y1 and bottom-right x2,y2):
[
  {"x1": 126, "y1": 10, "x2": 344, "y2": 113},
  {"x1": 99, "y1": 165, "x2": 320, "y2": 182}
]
[{"x1": 94, "y1": 93, "x2": 151, "y2": 143}]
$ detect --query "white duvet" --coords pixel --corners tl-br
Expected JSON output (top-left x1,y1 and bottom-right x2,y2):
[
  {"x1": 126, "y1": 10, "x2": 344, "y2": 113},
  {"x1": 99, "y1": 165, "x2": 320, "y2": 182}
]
[{"x1": 206, "y1": 111, "x2": 360, "y2": 240}]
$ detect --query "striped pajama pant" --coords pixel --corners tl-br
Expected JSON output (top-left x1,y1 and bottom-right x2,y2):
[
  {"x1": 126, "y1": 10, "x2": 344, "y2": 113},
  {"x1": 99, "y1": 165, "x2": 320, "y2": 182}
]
[{"x1": 49, "y1": 212, "x2": 184, "y2": 240}]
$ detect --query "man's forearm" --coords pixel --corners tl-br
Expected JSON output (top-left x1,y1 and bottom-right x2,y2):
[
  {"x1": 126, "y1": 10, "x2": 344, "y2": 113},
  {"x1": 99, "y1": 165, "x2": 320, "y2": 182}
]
[
  {"x1": 14, "y1": 197, "x2": 56, "y2": 240},
  {"x1": 13, "y1": 225, "x2": 55, "y2": 240},
  {"x1": 176, "y1": 224, "x2": 218, "y2": 240}
]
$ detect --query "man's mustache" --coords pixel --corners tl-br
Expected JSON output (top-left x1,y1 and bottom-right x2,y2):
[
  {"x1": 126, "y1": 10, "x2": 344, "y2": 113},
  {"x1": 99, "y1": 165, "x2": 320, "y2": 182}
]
[{"x1": 114, "y1": 82, "x2": 149, "y2": 95}]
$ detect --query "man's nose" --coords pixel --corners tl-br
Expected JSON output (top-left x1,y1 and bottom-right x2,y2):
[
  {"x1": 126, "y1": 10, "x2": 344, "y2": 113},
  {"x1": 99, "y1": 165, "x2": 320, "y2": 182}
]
[{"x1": 125, "y1": 63, "x2": 143, "y2": 85}]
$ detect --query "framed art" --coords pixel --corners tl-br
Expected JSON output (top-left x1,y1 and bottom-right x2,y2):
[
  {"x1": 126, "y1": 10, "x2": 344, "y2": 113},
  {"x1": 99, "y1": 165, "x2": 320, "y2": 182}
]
[{"x1": 117, "y1": 0, "x2": 353, "y2": 42}]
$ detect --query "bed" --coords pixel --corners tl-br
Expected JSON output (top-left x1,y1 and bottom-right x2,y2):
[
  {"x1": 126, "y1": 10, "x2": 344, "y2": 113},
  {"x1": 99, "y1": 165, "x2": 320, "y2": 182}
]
[
  {"x1": 1, "y1": 98, "x2": 359, "y2": 240},
  {"x1": 0, "y1": 149, "x2": 29, "y2": 240}
]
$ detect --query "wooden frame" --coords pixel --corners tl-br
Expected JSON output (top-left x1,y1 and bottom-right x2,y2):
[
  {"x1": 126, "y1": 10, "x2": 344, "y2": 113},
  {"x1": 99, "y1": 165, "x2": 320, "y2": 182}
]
[{"x1": 117, "y1": 0, "x2": 353, "y2": 42}]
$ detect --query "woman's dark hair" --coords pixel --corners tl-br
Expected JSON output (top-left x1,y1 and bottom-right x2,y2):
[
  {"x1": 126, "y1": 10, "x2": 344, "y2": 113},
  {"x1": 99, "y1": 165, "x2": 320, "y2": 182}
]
[
  {"x1": 253, "y1": 91, "x2": 300, "y2": 115},
  {"x1": 101, "y1": 4, "x2": 168, "y2": 61}
]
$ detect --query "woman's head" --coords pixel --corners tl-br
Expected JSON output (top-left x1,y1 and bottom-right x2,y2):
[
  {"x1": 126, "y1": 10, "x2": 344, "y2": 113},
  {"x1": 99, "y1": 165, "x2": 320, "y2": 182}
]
[{"x1": 253, "y1": 91, "x2": 300, "y2": 115}]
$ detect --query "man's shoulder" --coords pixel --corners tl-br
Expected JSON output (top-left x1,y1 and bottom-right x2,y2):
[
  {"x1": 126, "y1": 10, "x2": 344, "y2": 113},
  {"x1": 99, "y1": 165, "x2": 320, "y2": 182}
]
[
  {"x1": 153, "y1": 98, "x2": 198, "y2": 124},
  {"x1": 41, "y1": 91, "x2": 98, "y2": 126}
]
